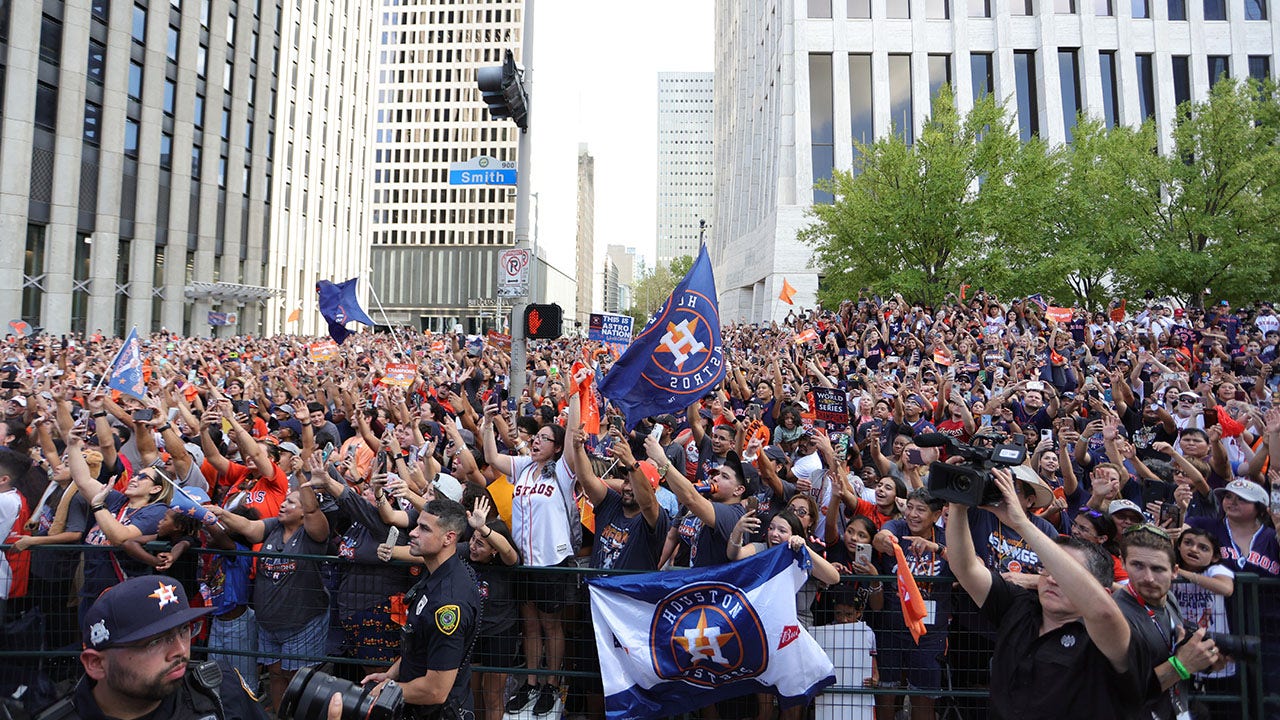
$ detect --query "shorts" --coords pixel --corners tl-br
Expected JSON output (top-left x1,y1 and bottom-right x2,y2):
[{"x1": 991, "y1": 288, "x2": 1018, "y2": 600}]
[
  {"x1": 874, "y1": 630, "x2": 945, "y2": 693},
  {"x1": 340, "y1": 602, "x2": 401, "y2": 663},
  {"x1": 258, "y1": 613, "x2": 328, "y2": 671},
  {"x1": 520, "y1": 558, "x2": 578, "y2": 614},
  {"x1": 207, "y1": 606, "x2": 260, "y2": 694},
  {"x1": 471, "y1": 627, "x2": 521, "y2": 669}
]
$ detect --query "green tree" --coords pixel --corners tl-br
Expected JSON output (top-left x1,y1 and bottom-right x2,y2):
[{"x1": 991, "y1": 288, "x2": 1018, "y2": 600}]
[
  {"x1": 1120, "y1": 79, "x2": 1280, "y2": 308},
  {"x1": 625, "y1": 254, "x2": 694, "y2": 326},
  {"x1": 799, "y1": 86, "x2": 1039, "y2": 307}
]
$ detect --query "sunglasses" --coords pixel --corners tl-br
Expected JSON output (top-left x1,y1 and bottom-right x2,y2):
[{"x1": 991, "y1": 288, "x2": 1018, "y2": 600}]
[{"x1": 1122, "y1": 523, "x2": 1170, "y2": 540}]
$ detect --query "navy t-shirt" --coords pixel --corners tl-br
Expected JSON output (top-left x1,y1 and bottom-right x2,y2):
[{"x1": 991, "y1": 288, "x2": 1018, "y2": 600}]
[
  {"x1": 877, "y1": 518, "x2": 951, "y2": 632},
  {"x1": 690, "y1": 502, "x2": 747, "y2": 568},
  {"x1": 590, "y1": 488, "x2": 671, "y2": 571},
  {"x1": 78, "y1": 492, "x2": 167, "y2": 600},
  {"x1": 966, "y1": 506, "x2": 1058, "y2": 575}
]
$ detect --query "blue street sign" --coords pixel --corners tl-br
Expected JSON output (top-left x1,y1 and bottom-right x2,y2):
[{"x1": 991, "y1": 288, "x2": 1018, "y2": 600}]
[{"x1": 449, "y1": 155, "x2": 517, "y2": 186}]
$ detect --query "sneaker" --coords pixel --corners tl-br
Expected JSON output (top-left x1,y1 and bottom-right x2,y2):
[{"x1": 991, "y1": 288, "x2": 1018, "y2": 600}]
[
  {"x1": 505, "y1": 682, "x2": 538, "y2": 713},
  {"x1": 532, "y1": 683, "x2": 560, "y2": 716}
]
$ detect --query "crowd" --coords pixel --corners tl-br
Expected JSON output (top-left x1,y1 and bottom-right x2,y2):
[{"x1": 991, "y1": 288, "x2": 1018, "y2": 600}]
[{"x1": 1, "y1": 288, "x2": 1278, "y2": 720}]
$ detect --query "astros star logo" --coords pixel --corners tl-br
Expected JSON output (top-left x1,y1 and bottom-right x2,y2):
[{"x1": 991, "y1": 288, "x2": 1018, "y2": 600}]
[
  {"x1": 675, "y1": 609, "x2": 736, "y2": 666},
  {"x1": 149, "y1": 581, "x2": 179, "y2": 609},
  {"x1": 657, "y1": 319, "x2": 708, "y2": 369}
]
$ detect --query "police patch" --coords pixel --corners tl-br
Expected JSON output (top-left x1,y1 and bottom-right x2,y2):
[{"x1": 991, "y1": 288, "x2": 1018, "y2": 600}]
[{"x1": 435, "y1": 604, "x2": 461, "y2": 635}]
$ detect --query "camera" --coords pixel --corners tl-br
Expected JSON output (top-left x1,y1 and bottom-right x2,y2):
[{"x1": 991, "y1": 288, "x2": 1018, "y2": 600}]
[
  {"x1": 280, "y1": 664, "x2": 403, "y2": 720},
  {"x1": 916, "y1": 432, "x2": 1027, "y2": 506},
  {"x1": 1181, "y1": 624, "x2": 1261, "y2": 664}
]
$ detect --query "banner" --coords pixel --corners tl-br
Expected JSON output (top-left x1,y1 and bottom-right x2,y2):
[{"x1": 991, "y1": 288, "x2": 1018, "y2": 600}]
[
  {"x1": 589, "y1": 313, "x2": 635, "y2": 347},
  {"x1": 309, "y1": 341, "x2": 340, "y2": 362},
  {"x1": 206, "y1": 311, "x2": 238, "y2": 327},
  {"x1": 1045, "y1": 306, "x2": 1074, "y2": 324},
  {"x1": 598, "y1": 246, "x2": 724, "y2": 431},
  {"x1": 794, "y1": 328, "x2": 819, "y2": 345},
  {"x1": 778, "y1": 279, "x2": 797, "y2": 305},
  {"x1": 106, "y1": 327, "x2": 147, "y2": 400},
  {"x1": 486, "y1": 330, "x2": 512, "y2": 352},
  {"x1": 382, "y1": 362, "x2": 418, "y2": 389},
  {"x1": 810, "y1": 388, "x2": 849, "y2": 430},
  {"x1": 588, "y1": 545, "x2": 835, "y2": 719}
]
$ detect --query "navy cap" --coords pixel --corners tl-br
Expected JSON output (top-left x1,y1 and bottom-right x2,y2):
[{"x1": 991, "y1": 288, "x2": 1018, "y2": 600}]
[{"x1": 83, "y1": 575, "x2": 213, "y2": 650}]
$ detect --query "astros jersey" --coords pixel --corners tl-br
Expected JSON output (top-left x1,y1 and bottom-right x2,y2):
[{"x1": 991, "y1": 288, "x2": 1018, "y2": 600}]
[{"x1": 508, "y1": 455, "x2": 577, "y2": 567}]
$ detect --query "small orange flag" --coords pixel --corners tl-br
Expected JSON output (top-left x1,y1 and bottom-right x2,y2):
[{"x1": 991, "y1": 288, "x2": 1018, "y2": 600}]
[
  {"x1": 286, "y1": 308, "x2": 301, "y2": 323},
  {"x1": 779, "y1": 279, "x2": 797, "y2": 305},
  {"x1": 1110, "y1": 299, "x2": 1127, "y2": 323},
  {"x1": 933, "y1": 346, "x2": 953, "y2": 366},
  {"x1": 892, "y1": 538, "x2": 929, "y2": 643},
  {"x1": 570, "y1": 359, "x2": 600, "y2": 435}
]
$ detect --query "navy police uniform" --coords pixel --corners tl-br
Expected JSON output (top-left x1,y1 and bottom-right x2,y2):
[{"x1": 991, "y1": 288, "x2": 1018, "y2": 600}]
[{"x1": 399, "y1": 552, "x2": 482, "y2": 720}]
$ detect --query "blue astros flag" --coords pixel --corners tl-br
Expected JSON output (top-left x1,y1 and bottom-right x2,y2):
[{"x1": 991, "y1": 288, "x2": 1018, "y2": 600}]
[
  {"x1": 587, "y1": 545, "x2": 836, "y2": 719},
  {"x1": 106, "y1": 327, "x2": 147, "y2": 400},
  {"x1": 164, "y1": 477, "x2": 218, "y2": 526},
  {"x1": 316, "y1": 278, "x2": 376, "y2": 344},
  {"x1": 598, "y1": 245, "x2": 724, "y2": 430}
]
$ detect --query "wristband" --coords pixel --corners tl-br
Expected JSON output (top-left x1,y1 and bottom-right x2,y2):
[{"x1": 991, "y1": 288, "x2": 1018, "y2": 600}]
[
  {"x1": 629, "y1": 461, "x2": 641, "y2": 473},
  {"x1": 482, "y1": 527, "x2": 492, "y2": 539},
  {"x1": 1168, "y1": 656, "x2": 1191, "y2": 681},
  {"x1": 157, "y1": 423, "x2": 172, "y2": 434},
  {"x1": 91, "y1": 411, "x2": 107, "y2": 418},
  {"x1": 91, "y1": 505, "x2": 106, "y2": 514}
]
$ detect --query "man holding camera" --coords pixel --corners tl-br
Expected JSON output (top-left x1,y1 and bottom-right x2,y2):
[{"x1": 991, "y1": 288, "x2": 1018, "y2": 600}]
[
  {"x1": 1115, "y1": 524, "x2": 1225, "y2": 720},
  {"x1": 362, "y1": 498, "x2": 480, "y2": 720},
  {"x1": 947, "y1": 468, "x2": 1149, "y2": 719}
]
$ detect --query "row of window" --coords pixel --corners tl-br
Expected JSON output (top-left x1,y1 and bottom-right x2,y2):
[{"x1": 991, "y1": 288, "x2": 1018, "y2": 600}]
[
  {"x1": 812, "y1": 0, "x2": 1267, "y2": 18},
  {"x1": 374, "y1": 228, "x2": 511, "y2": 245}
]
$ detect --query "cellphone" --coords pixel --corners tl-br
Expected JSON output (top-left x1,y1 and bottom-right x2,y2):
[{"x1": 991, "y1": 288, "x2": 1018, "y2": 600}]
[
  {"x1": 385, "y1": 526, "x2": 400, "y2": 547},
  {"x1": 906, "y1": 448, "x2": 925, "y2": 465},
  {"x1": 854, "y1": 543, "x2": 873, "y2": 567},
  {"x1": 745, "y1": 497, "x2": 759, "y2": 513},
  {"x1": 1027, "y1": 381, "x2": 1044, "y2": 391},
  {"x1": 609, "y1": 415, "x2": 625, "y2": 433},
  {"x1": 1143, "y1": 481, "x2": 1173, "y2": 507},
  {"x1": 1040, "y1": 429, "x2": 1053, "y2": 444},
  {"x1": 132, "y1": 407, "x2": 156, "y2": 422},
  {"x1": 322, "y1": 442, "x2": 335, "y2": 464},
  {"x1": 981, "y1": 414, "x2": 992, "y2": 426},
  {"x1": 1159, "y1": 502, "x2": 1182, "y2": 527},
  {"x1": 231, "y1": 400, "x2": 251, "y2": 417},
  {"x1": 506, "y1": 397, "x2": 516, "y2": 413},
  {"x1": 648, "y1": 423, "x2": 664, "y2": 441},
  {"x1": 1204, "y1": 406, "x2": 1219, "y2": 427},
  {"x1": 1012, "y1": 433, "x2": 1026, "y2": 446}
]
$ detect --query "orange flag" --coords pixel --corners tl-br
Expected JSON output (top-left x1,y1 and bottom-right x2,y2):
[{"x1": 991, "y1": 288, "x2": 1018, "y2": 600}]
[
  {"x1": 892, "y1": 538, "x2": 929, "y2": 643},
  {"x1": 286, "y1": 308, "x2": 301, "y2": 323},
  {"x1": 779, "y1": 279, "x2": 797, "y2": 305},
  {"x1": 932, "y1": 345, "x2": 952, "y2": 366},
  {"x1": 570, "y1": 359, "x2": 601, "y2": 435},
  {"x1": 794, "y1": 328, "x2": 819, "y2": 345},
  {"x1": 1110, "y1": 299, "x2": 1127, "y2": 323}
]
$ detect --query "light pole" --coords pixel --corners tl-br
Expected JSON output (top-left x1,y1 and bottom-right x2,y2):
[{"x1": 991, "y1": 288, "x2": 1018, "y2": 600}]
[{"x1": 508, "y1": 0, "x2": 536, "y2": 408}]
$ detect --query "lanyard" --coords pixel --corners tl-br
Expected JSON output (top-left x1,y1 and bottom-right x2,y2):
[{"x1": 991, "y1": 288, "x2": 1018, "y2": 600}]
[{"x1": 1125, "y1": 582, "x2": 1177, "y2": 651}]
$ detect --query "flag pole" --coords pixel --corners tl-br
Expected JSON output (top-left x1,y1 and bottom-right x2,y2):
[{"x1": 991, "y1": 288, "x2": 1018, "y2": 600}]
[
  {"x1": 90, "y1": 327, "x2": 134, "y2": 396},
  {"x1": 364, "y1": 278, "x2": 407, "y2": 356}
]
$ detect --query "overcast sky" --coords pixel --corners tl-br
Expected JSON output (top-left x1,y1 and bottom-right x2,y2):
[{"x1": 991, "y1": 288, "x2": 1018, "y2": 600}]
[{"x1": 527, "y1": 0, "x2": 714, "y2": 287}]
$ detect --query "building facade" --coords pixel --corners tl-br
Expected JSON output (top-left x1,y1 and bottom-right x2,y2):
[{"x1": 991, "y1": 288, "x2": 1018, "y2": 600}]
[
  {"x1": 0, "y1": 0, "x2": 374, "y2": 338},
  {"x1": 656, "y1": 71, "x2": 714, "y2": 268},
  {"x1": 367, "y1": 0, "x2": 523, "y2": 333},
  {"x1": 711, "y1": 0, "x2": 1280, "y2": 323},
  {"x1": 575, "y1": 142, "x2": 595, "y2": 325}
]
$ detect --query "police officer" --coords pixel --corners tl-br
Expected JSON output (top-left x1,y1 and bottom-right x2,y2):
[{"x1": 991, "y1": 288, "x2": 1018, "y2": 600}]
[
  {"x1": 36, "y1": 574, "x2": 267, "y2": 720},
  {"x1": 362, "y1": 498, "x2": 480, "y2": 720}
]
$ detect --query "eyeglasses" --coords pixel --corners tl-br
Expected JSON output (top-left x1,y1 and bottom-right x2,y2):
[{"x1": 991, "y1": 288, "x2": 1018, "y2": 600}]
[
  {"x1": 1122, "y1": 523, "x2": 1170, "y2": 540},
  {"x1": 114, "y1": 621, "x2": 198, "y2": 654},
  {"x1": 789, "y1": 506, "x2": 810, "y2": 517}
]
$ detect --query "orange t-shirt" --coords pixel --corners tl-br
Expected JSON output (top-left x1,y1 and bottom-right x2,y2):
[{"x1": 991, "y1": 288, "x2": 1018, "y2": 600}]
[{"x1": 208, "y1": 460, "x2": 290, "y2": 519}]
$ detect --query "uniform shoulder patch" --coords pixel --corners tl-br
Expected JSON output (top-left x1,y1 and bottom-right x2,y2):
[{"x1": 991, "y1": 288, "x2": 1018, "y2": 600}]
[{"x1": 435, "y1": 604, "x2": 461, "y2": 635}]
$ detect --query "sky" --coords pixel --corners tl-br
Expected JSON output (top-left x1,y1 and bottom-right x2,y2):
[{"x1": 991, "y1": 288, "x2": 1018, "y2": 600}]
[{"x1": 525, "y1": 0, "x2": 714, "y2": 285}]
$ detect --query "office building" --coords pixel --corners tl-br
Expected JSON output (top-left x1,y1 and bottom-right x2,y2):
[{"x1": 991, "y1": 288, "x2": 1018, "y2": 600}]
[
  {"x1": 711, "y1": 0, "x2": 1280, "y2": 323},
  {"x1": 604, "y1": 243, "x2": 635, "y2": 314},
  {"x1": 575, "y1": 142, "x2": 595, "y2": 325},
  {"x1": 1, "y1": 0, "x2": 375, "y2": 338},
  {"x1": 367, "y1": 0, "x2": 524, "y2": 333},
  {"x1": 656, "y1": 71, "x2": 714, "y2": 268}
]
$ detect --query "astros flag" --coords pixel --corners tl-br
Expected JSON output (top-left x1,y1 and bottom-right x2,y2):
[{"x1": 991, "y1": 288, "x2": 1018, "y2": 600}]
[
  {"x1": 588, "y1": 545, "x2": 835, "y2": 719},
  {"x1": 598, "y1": 245, "x2": 725, "y2": 430}
]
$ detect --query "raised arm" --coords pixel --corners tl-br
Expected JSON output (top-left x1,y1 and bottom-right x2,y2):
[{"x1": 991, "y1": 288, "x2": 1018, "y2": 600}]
[
  {"x1": 943, "y1": 502, "x2": 992, "y2": 607},
  {"x1": 480, "y1": 404, "x2": 514, "y2": 478},
  {"x1": 645, "y1": 435, "x2": 717, "y2": 525}
]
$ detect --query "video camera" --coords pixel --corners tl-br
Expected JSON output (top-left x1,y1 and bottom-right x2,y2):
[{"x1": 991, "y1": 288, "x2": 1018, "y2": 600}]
[{"x1": 916, "y1": 432, "x2": 1027, "y2": 506}]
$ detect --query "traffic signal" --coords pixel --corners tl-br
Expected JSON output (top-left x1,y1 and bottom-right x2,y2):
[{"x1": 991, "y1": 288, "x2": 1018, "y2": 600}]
[
  {"x1": 524, "y1": 303, "x2": 562, "y2": 340},
  {"x1": 476, "y1": 49, "x2": 529, "y2": 130}
]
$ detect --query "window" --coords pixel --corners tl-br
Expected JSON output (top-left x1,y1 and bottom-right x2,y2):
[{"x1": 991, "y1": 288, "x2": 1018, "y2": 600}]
[
  {"x1": 218, "y1": 156, "x2": 227, "y2": 188},
  {"x1": 191, "y1": 144, "x2": 202, "y2": 179},
  {"x1": 809, "y1": 54, "x2": 835, "y2": 203},
  {"x1": 163, "y1": 79, "x2": 176, "y2": 115},
  {"x1": 1136, "y1": 54, "x2": 1156, "y2": 120},
  {"x1": 124, "y1": 118, "x2": 140, "y2": 157},
  {"x1": 888, "y1": 0, "x2": 910, "y2": 18},
  {"x1": 167, "y1": 26, "x2": 179, "y2": 61},
  {"x1": 39, "y1": 14, "x2": 62, "y2": 64},
  {"x1": 1208, "y1": 55, "x2": 1230, "y2": 86},
  {"x1": 1058, "y1": 50, "x2": 1081, "y2": 142},
  {"x1": 1172, "y1": 56, "x2": 1191, "y2": 109},
  {"x1": 87, "y1": 40, "x2": 107, "y2": 84},
  {"x1": 969, "y1": 0, "x2": 990, "y2": 15},
  {"x1": 807, "y1": 0, "x2": 831, "y2": 18},
  {"x1": 193, "y1": 93, "x2": 204, "y2": 127},
  {"x1": 128, "y1": 60, "x2": 143, "y2": 100},
  {"x1": 83, "y1": 101, "x2": 101, "y2": 143},
  {"x1": 1249, "y1": 55, "x2": 1271, "y2": 80},
  {"x1": 1168, "y1": 0, "x2": 1187, "y2": 19},
  {"x1": 221, "y1": 108, "x2": 230, "y2": 139},
  {"x1": 35, "y1": 83, "x2": 58, "y2": 129},
  {"x1": 889, "y1": 54, "x2": 913, "y2": 144},
  {"x1": 132, "y1": 4, "x2": 146, "y2": 43},
  {"x1": 223, "y1": 60, "x2": 233, "y2": 92},
  {"x1": 971, "y1": 52, "x2": 994, "y2": 99},
  {"x1": 849, "y1": 54, "x2": 873, "y2": 150},
  {"x1": 1246, "y1": 0, "x2": 1267, "y2": 19},
  {"x1": 1204, "y1": 0, "x2": 1226, "y2": 20},
  {"x1": 928, "y1": 54, "x2": 951, "y2": 99},
  {"x1": 160, "y1": 132, "x2": 173, "y2": 170},
  {"x1": 92, "y1": 0, "x2": 110, "y2": 22},
  {"x1": 1096, "y1": 0, "x2": 1113, "y2": 13},
  {"x1": 1013, "y1": 50, "x2": 1039, "y2": 141},
  {"x1": 1010, "y1": 0, "x2": 1033, "y2": 13},
  {"x1": 848, "y1": 0, "x2": 870, "y2": 17},
  {"x1": 1132, "y1": 0, "x2": 1149, "y2": 17},
  {"x1": 1100, "y1": 51, "x2": 1120, "y2": 128},
  {"x1": 23, "y1": 225, "x2": 46, "y2": 326},
  {"x1": 1056, "y1": 0, "x2": 1076, "y2": 11},
  {"x1": 927, "y1": 0, "x2": 949, "y2": 18},
  {"x1": 197, "y1": 44, "x2": 207, "y2": 77}
]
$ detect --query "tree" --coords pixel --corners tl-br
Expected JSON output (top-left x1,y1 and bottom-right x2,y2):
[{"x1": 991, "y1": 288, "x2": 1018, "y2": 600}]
[
  {"x1": 799, "y1": 86, "x2": 1040, "y2": 307},
  {"x1": 625, "y1": 254, "x2": 694, "y2": 326},
  {"x1": 1120, "y1": 79, "x2": 1280, "y2": 308}
]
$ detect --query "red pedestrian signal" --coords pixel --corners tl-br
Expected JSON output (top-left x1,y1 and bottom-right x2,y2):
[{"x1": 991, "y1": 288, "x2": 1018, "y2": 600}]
[{"x1": 524, "y1": 304, "x2": 562, "y2": 339}]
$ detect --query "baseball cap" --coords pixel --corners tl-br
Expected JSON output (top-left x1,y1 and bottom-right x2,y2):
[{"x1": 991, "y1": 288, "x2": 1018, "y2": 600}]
[
  {"x1": 83, "y1": 575, "x2": 213, "y2": 650},
  {"x1": 1009, "y1": 465, "x2": 1054, "y2": 509},
  {"x1": 276, "y1": 403, "x2": 296, "y2": 415},
  {"x1": 432, "y1": 472, "x2": 465, "y2": 502},
  {"x1": 636, "y1": 459, "x2": 661, "y2": 489},
  {"x1": 1108, "y1": 499, "x2": 1145, "y2": 518},
  {"x1": 654, "y1": 414, "x2": 680, "y2": 429},
  {"x1": 278, "y1": 441, "x2": 303, "y2": 456},
  {"x1": 1213, "y1": 479, "x2": 1268, "y2": 505}
]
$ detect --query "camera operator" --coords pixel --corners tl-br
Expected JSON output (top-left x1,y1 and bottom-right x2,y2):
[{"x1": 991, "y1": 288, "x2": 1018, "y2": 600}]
[
  {"x1": 361, "y1": 498, "x2": 480, "y2": 720},
  {"x1": 946, "y1": 468, "x2": 1149, "y2": 720},
  {"x1": 1115, "y1": 524, "x2": 1226, "y2": 720}
]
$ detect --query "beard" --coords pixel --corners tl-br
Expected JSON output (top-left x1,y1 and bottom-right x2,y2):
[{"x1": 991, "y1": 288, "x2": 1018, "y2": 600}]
[{"x1": 106, "y1": 658, "x2": 186, "y2": 702}]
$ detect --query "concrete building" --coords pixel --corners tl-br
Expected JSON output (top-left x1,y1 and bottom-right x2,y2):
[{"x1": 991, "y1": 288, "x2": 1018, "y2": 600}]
[
  {"x1": 367, "y1": 0, "x2": 524, "y2": 333},
  {"x1": 605, "y1": 243, "x2": 635, "y2": 313},
  {"x1": 656, "y1": 71, "x2": 714, "y2": 268},
  {"x1": 711, "y1": 0, "x2": 1280, "y2": 323},
  {"x1": 0, "y1": 0, "x2": 375, "y2": 338},
  {"x1": 575, "y1": 142, "x2": 595, "y2": 325},
  {"x1": 601, "y1": 255, "x2": 621, "y2": 315}
]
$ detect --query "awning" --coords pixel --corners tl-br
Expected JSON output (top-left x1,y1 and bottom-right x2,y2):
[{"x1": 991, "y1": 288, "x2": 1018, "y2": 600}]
[{"x1": 185, "y1": 281, "x2": 282, "y2": 303}]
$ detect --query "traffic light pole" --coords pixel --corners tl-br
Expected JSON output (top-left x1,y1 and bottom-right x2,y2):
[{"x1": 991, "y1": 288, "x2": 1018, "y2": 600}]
[{"x1": 509, "y1": 0, "x2": 535, "y2": 412}]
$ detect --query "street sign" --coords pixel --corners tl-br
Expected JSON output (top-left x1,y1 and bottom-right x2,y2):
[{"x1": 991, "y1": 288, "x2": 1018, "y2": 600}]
[
  {"x1": 498, "y1": 248, "x2": 530, "y2": 298},
  {"x1": 448, "y1": 155, "x2": 517, "y2": 186}
]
